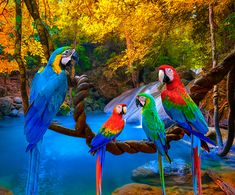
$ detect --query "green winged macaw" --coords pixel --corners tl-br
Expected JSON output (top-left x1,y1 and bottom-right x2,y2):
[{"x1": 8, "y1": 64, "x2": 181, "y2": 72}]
[
  {"x1": 158, "y1": 65, "x2": 216, "y2": 195},
  {"x1": 136, "y1": 93, "x2": 171, "y2": 195},
  {"x1": 25, "y1": 46, "x2": 78, "y2": 195},
  {"x1": 89, "y1": 104, "x2": 127, "y2": 195}
]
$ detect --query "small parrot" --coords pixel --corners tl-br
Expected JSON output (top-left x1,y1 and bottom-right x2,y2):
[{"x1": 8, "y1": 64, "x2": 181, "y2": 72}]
[
  {"x1": 24, "y1": 46, "x2": 78, "y2": 195},
  {"x1": 158, "y1": 65, "x2": 216, "y2": 195},
  {"x1": 136, "y1": 93, "x2": 171, "y2": 195},
  {"x1": 89, "y1": 104, "x2": 127, "y2": 195}
]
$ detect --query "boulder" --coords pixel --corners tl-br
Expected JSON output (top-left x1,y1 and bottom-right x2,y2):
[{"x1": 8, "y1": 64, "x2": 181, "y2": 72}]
[
  {"x1": 0, "y1": 86, "x2": 7, "y2": 97},
  {"x1": 0, "y1": 97, "x2": 13, "y2": 116},
  {"x1": 112, "y1": 183, "x2": 162, "y2": 195},
  {"x1": 179, "y1": 70, "x2": 196, "y2": 82},
  {"x1": 17, "y1": 108, "x2": 24, "y2": 116},
  {"x1": 13, "y1": 97, "x2": 22, "y2": 104},
  {"x1": 13, "y1": 102, "x2": 23, "y2": 110},
  {"x1": 9, "y1": 109, "x2": 18, "y2": 117},
  {"x1": 132, "y1": 159, "x2": 192, "y2": 186},
  {"x1": 0, "y1": 187, "x2": 13, "y2": 195}
]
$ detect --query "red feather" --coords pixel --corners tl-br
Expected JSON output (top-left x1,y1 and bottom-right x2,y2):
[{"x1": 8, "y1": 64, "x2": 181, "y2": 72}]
[
  {"x1": 102, "y1": 113, "x2": 125, "y2": 134},
  {"x1": 193, "y1": 147, "x2": 202, "y2": 195},
  {"x1": 96, "y1": 155, "x2": 102, "y2": 195}
]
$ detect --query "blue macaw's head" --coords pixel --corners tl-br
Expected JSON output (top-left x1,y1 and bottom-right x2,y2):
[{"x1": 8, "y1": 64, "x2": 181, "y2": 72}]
[{"x1": 47, "y1": 46, "x2": 79, "y2": 73}]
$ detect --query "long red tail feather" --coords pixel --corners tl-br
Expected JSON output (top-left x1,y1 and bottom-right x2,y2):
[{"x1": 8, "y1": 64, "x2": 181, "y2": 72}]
[
  {"x1": 193, "y1": 146, "x2": 202, "y2": 195},
  {"x1": 96, "y1": 154, "x2": 102, "y2": 195}
]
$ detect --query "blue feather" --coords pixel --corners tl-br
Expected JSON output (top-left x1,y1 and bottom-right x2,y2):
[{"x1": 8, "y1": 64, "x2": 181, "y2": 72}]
[{"x1": 25, "y1": 48, "x2": 69, "y2": 195}]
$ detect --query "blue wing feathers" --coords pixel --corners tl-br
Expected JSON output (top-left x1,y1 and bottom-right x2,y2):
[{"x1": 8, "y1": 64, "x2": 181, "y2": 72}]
[
  {"x1": 89, "y1": 134, "x2": 112, "y2": 153},
  {"x1": 25, "y1": 69, "x2": 68, "y2": 151}
]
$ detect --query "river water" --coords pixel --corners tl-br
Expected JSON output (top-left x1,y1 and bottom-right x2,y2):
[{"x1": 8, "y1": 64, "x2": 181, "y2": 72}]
[{"x1": 0, "y1": 113, "x2": 234, "y2": 194}]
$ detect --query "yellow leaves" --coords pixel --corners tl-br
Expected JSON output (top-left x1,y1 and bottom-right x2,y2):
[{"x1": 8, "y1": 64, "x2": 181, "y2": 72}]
[
  {"x1": 21, "y1": 38, "x2": 47, "y2": 64},
  {"x1": 0, "y1": 60, "x2": 19, "y2": 74}
]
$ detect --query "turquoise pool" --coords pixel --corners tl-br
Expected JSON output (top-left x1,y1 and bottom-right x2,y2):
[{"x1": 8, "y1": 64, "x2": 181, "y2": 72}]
[{"x1": 0, "y1": 113, "x2": 234, "y2": 194}]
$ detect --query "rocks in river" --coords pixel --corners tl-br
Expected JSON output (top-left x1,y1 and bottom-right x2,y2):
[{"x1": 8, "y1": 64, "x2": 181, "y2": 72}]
[
  {"x1": 0, "y1": 186, "x2": 13, "y2": 195},
  {"x1": 0, "y1": 97, "x2": 13, "y2": 116},
  {"x1": 13, "y1": 97, "x2": 22, "y2": 104},
  {"x1": 0, "y1": 86, "x2": 7, "y2": 97},
  {"x1": 132, "y1": 159, "x2": 192, "y2": 186},
  {"x1": 0, "y1": 96, "x2": 24, "y2": 117},
  {"x1": 112, "y1": 183, "x2": 162, "y2": 195},
  {"x1": 9, "y1": 109, "x2": 19, "y2": 117}
]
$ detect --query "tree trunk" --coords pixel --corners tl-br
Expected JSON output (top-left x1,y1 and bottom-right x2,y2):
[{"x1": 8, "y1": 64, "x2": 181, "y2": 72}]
[
  {"x1": 125, "y1": 30, "x2": 138, "y2": 87},
  {"x1": 190, "y1": 49, "x2": 235, "y2": 104},
  {"x1": 15, "y1": 0, "x2": 29, "y2": 113},
  {"x1": 218, "y1": 66, "x2": 235, "y2": 156},
  {"x1": 23, "y1": 0, "x2": 53, "y2": 60},
  {"x1": 209, "y1": 3, "x2": 223, "y2": 148}
]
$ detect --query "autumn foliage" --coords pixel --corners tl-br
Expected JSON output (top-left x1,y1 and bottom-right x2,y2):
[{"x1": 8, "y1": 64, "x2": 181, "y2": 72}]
[{"x1": 0, "y1": 0, "x2": 234, "y2": 79}]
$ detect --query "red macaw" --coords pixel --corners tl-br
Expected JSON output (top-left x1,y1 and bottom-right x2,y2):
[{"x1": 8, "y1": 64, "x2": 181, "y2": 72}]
[
  {"x1": 158, "y1": 65, "x2": 216, "y2": 195},
  {"x1": 89, "y1": 104, "x2": 127, "y2": 195}
]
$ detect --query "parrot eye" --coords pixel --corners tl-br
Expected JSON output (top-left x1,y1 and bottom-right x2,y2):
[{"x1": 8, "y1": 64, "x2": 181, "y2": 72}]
[
  {"x1": 166, "y1": 68, "x2": 173, "y2": 73},
  {"x1": 164, "y1": 68, "x2": 174, "y2": 82},
  {"x1": 62, "y1": 50, "x2": 71, "y2": 57}
]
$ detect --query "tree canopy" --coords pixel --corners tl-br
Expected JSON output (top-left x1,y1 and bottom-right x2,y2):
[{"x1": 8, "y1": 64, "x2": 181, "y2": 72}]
[{"x1": 0, "y1": 0, "x2": 234, "y2": 80}]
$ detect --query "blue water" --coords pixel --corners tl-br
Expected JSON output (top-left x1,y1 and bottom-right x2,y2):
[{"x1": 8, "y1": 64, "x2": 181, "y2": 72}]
[{"x1": 0, "y1": 113, "x2": 234, "y2": 195}]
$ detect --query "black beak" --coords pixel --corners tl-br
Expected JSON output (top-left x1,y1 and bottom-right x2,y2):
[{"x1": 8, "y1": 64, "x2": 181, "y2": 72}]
[
  {"x1": 136, "y1": 97, "x2": 142, "y2": 108},
  {"x1": 163, "y1": 72, "x2": 170, "y2": 83},
  {"x1": 71, "y1": 51, "x2": 79, "y2": 64},
  {"x1": 65, "y1": 51, "x2": 79, "y2": 73}
]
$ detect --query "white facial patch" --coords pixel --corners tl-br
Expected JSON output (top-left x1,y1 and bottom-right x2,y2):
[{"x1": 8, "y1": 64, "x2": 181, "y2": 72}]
[
  {"x1": 165, "y1": 68, "x2": 174, "y2": 82},
  {"x1": 116, "y1": 105, "x2": 122, "y2": 114},
  {"x1": 61, "y1": 49, "x2": 76, "y2": 65},
  {"x1": 139, "y1": 96, "x2": 146, "y2": 106},
  {"x1": 158, "y1": 70, "x2": 164, "y2": 83}
]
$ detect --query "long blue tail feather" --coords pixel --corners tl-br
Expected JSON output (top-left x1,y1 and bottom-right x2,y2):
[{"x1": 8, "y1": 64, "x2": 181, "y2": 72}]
[
  {"x1": 179, "y1": 122, "x2": 216, "y2": 146},
  {"x1": 26, "y1": 143, "x2": 41, "y2": 195}
]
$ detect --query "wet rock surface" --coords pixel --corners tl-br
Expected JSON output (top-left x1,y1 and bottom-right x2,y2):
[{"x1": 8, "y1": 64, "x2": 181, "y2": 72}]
[
  {"x1": 132, "y1": 159, "x2": 192, "y2": 186},
  {"x1": 112, "y1": 183, "x2": 162, "y2": 195},
  {"x1": 0, "y1": 96, "x2": 23, "y2": 118},
  {"x1": 0, "y1": 97, "x2": 13, "y2": 116},
  {"x1": 0, "y1": 186, "x2": 13, "y2": 195}
]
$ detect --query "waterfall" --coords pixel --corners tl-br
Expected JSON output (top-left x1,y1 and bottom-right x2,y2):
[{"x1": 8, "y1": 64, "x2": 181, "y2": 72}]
[{"x1": 104, "y1": 81, "x2": 174, "y2": 127}]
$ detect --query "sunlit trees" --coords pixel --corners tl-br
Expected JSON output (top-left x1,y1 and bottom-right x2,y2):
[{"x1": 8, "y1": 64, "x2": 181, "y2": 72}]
[{"x1": 0, "y1": 0, "x2": 234, "y2": 86}]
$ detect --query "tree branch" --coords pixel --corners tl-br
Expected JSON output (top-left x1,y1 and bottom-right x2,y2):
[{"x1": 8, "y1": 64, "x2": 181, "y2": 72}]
[{"x1": 23, "y1": 0, "x2": 54, "y2": 60}]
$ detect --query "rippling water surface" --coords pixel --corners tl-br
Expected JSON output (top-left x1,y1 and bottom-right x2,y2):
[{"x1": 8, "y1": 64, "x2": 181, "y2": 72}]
[{"x1": 0, "y1": 113, "x2": 234, "y2": 194}]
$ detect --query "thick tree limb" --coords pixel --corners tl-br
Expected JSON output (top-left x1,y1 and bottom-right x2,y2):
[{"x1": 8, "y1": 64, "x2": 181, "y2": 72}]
[
  {"x1": 190, "y1": 49, "x2": 235, "y2": 156},
  {"x1": 190, "y1": 49, "x2": 235, "y2": 104},
  {"x1": 209, "y1": 3, "x2": 223, "y2": 148},
  {"x1": 218, "y1": 66, "x2": 235, "y2": 156},
  {"x1": 206, "y1": 170, "x2": 235, "y2": 194},
  {"x1": 24, "y1": 0, "x2": 53, "y2": 59},
  {"x1": 14, "y1": 0, "x2": 29, "y2": 114}
]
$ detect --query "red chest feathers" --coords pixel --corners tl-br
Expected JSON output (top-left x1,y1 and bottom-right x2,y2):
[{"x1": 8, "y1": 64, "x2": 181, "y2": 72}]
[
  {"x1": 161, "y1": 88, "x2": 187, "y2": 105},
  {"x1": 103, "y1": 115, "x2": 125, "y2": 133}
]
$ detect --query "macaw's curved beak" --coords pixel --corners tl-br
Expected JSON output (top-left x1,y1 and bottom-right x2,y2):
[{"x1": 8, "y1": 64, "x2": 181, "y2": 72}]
[
  {"x1": 65, "y1": 49, "x2": 79, "y2": 75},
  {"x1": 136, "y1": 96, "x2": 145, "y2": 107},
  {"x1": 136, "y1": 96, "x2": 141, "y2": 108},
  {"x1": 65, "y1": 50, "x2": 79, "y2": 74},
  {"x1": 122, "y1": 106, "x2": 127, "y2": 115},
  {"x1": 159, "y1": 69, "x2": 170, "y2": 83}
]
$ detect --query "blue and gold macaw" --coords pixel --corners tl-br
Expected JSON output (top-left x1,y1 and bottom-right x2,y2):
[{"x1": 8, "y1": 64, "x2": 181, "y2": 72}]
[{"x1": 25, "y1": 46, "x2": 78, "y2": 195}]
